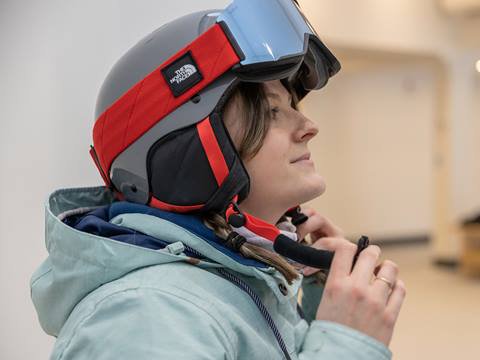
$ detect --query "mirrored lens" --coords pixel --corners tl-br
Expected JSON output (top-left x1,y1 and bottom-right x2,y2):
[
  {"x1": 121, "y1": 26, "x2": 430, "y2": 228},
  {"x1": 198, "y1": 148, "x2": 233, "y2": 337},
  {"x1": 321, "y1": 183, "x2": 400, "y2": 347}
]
[{"x1": 217, "y1": 0, "x2": 313, "y2": 66}]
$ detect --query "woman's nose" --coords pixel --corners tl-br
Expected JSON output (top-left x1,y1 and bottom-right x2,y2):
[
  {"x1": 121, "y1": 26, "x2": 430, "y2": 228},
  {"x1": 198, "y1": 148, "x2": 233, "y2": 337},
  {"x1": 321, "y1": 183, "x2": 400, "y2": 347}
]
[{"x1": 295, "y1": 113, "x2": 319, "y2": 142}]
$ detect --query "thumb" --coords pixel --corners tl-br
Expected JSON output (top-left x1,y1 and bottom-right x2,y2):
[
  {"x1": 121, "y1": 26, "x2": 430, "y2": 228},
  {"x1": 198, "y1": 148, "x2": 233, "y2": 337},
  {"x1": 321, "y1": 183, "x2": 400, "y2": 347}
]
[
  {"x1": 309, "y1": 236, "x2": 346, "y2": 251},
  {"x1": 295, "y1": 208, "x2": 344, "y2": 241}
]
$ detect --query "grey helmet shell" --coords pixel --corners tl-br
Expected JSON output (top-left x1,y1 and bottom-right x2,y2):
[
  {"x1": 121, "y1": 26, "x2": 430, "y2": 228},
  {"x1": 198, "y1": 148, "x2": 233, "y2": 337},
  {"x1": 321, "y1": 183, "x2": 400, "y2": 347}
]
[{"x1": 94, "y1": 10, "x2": 245, "y2": 208}]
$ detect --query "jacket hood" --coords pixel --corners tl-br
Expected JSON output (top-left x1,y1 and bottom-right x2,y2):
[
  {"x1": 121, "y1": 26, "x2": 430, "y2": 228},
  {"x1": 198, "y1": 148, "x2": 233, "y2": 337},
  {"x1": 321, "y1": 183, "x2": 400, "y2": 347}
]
[{"x1": 30, "y1": 186, "x2": 299, "y2": 337}]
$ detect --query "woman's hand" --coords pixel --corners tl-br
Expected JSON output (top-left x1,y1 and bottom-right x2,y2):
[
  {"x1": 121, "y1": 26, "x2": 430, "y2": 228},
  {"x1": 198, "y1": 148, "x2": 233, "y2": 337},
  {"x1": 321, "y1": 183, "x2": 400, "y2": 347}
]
[
  {"x1": 313, "y1": 237, "x2": 406, "y2": 347},
  {"x1": 295, "y1": 207, "x2": 344, "y2": 276},
  {"x1": 295, "y1": 207, "x2": 406, "y2": 346}
]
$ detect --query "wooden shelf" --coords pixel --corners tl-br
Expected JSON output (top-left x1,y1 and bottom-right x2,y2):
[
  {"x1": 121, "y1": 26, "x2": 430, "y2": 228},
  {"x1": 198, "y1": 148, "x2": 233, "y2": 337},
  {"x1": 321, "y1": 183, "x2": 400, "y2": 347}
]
[{"x1": 460, "y1": 224, "x2": 480, "y2": 277}]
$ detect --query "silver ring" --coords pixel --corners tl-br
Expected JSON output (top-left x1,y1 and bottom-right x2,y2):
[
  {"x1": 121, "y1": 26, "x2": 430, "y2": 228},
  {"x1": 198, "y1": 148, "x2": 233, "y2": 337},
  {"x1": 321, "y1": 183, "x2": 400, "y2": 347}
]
[{"x1": 375, "y1": 276, "x2": 394, "y2": 290}]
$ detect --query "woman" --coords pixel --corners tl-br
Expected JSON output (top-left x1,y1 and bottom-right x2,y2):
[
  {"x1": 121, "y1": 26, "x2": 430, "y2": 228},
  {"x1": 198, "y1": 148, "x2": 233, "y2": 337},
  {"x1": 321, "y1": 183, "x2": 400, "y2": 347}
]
[{"x1": 31, "y1": 2, "x2": 405, "y2": 359}]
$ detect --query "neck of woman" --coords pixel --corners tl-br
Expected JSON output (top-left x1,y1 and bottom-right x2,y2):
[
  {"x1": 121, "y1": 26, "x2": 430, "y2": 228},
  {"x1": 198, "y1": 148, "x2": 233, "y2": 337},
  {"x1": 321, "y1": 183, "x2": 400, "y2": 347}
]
[{"x1": 238, "y1": 201, "x2": 287, "y2": 226}]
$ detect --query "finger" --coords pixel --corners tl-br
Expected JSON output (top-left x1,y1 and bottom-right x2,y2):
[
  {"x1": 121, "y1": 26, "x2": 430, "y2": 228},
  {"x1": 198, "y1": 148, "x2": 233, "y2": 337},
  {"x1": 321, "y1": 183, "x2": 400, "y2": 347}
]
[
  {"x1": 295, "y1": 208, "x2": 343, "y2": 240},
  {"x1": 385, "y1": 279, "x2": 407, "y2": 325},
  {"x1": 299, "y1": 206, "x2": 315, "y2": 217},
  {"x1": 301, "y1": 237, "x2": 343, "y2": 275},
  {"x1": 310, "y1": 213, "x2": 344, "y2": 240},
  {"x1": 315, "y1": 237, "x2": 357, "y2": 279},
  {"x1": 350, "y1": 245, "x2": 381, "y2": 286},
  {"x1": 303, "y1": 266, "x2": 321, "y2": 276},
  {"x1": 370, "y1": 260, "x2": 399, "y2": 304}
]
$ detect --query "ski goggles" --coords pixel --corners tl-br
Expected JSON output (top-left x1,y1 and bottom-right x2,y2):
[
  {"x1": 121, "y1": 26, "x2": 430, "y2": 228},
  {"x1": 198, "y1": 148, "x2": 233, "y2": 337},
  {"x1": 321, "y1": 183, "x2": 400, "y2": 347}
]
[{"x1": 217, "y1": 0, "x2": 341, "y2": 89}]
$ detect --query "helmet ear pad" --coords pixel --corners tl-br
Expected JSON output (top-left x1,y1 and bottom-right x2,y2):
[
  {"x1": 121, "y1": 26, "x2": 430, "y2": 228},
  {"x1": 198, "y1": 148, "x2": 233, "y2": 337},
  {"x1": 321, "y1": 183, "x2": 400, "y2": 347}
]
[{"x1": 147, "y1": 112, "x2": 250, "y2": 213}]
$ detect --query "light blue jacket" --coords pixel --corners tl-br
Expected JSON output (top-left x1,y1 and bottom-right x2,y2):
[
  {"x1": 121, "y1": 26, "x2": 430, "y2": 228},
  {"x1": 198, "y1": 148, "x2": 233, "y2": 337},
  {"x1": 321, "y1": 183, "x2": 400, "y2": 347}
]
[{"x1": 30, "y1": 186, "x2": 393, "y2": 359}]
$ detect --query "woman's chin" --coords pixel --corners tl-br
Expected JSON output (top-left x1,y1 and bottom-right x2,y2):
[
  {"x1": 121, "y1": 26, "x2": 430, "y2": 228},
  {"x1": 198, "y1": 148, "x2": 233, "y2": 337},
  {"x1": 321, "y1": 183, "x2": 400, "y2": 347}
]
[
  {"x1": 311, "y1": 177, "x2": 326, "y2": 198},
  {"x1": 297, "y1": 174, "x2": 326, "y2": 203}
]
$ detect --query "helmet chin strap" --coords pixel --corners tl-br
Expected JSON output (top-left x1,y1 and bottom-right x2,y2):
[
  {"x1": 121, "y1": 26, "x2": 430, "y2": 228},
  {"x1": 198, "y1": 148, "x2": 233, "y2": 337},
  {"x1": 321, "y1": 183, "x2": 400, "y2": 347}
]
[
  {"x1": 225, "y1": 198, "x2": 285, "y2": 243},
  {"x1": 225, "y1": 197, "x2": 336, "y2": 270},
  {"x1": 225, "y1": 197, "x2": 371, "y2": 271},
  {"x1": 284, "y1": 206, "x2": 309, "y2": 227}
]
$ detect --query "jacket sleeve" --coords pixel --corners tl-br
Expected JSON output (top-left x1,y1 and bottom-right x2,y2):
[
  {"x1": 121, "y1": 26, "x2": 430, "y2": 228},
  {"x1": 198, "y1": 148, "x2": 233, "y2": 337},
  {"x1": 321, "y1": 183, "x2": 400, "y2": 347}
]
[
  {"x1": 54, "y1": 288, "x2": 236, "y2": 360},
  {"x1": 298, "y1": 320, "x2": 392, "y2": 359},
  {"x1": 299, "y1": 276, "x2": 392, "y2": 360}
]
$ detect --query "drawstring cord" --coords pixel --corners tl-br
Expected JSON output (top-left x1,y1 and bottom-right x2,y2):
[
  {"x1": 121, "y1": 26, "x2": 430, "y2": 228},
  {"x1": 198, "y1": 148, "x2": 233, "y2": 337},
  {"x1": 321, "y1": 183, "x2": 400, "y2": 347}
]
[{"x1": 216, "y1": 268, "x2": 292, "y2": 360}]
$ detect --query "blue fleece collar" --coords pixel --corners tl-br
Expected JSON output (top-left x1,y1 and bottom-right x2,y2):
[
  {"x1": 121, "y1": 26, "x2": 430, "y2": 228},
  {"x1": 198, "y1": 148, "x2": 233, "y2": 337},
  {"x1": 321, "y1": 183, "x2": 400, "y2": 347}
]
[{"x1": 63, "y1": 201, "x2": 268, "y2": 268}]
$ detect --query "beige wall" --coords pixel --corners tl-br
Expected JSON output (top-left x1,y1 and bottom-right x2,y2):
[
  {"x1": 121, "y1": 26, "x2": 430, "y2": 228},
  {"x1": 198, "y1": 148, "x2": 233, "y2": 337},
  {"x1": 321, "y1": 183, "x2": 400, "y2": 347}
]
[
  {"x1": 303, "y1": 64, "x2": 435, "y2": 240},
  {"x1": 301, "y1": 0, "x2": 456, "y2": 53},
  {"x1": 299, "y1": 0, "x2": 480, "y2": 255}
]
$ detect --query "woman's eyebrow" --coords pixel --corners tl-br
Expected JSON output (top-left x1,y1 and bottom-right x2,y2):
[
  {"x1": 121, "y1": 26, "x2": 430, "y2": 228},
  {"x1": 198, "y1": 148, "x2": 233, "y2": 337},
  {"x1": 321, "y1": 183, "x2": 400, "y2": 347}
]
[{"x1": 266, "y1": 92, "x2": 293, "y2": 104}]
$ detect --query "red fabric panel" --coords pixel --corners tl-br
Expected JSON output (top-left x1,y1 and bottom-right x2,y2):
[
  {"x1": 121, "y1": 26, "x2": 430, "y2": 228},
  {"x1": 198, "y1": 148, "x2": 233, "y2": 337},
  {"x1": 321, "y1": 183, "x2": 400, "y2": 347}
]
[
  {"x1": 225, "y1": 203, "x2": 280, "y2": 242},
  {"x1": 196, "y1": 117, "x2": 229, "y2": 186},
  {"x1": 149, "y1": 196, "x2": 204, "y2": 212},
  {"x1": 92, "y1": 24, "x2": 240, "y2": 180},
  {"x1": 244, "y1": 213, "x2": 280, "y2": 242}
]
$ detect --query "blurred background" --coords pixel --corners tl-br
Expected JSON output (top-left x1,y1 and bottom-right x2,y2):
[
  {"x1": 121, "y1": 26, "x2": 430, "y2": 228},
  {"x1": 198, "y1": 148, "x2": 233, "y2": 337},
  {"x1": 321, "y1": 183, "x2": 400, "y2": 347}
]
[{"x1": 1, "y1": 0, "x2": 479, "y2": 358}]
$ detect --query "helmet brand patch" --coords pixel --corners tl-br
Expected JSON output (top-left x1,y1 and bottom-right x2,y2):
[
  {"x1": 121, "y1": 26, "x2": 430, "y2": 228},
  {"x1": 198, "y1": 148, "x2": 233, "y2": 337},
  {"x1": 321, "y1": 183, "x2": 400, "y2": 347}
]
[
  {"x1": 161, "y1": 51, "x2": 203, "y2": 97},
  {"x1": 169, "y1": 64, "x2": 198, "y2": 84}
]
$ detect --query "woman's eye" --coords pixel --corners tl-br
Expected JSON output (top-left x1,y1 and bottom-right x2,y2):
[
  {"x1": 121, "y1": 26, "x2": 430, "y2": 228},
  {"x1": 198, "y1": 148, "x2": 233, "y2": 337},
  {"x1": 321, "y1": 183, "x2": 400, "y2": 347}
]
[{"x1": 271, "y1": 107, "x2": 280, "y2": 117}]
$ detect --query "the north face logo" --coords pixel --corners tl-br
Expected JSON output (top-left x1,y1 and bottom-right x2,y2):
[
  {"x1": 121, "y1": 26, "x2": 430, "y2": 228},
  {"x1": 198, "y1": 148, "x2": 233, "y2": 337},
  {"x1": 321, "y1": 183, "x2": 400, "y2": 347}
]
[
  {"x1": 161, "y1": 51, "x2": 203, "y2": 97},
  {"x1": 169, "y1": 64, "x2": 198, "y2": 84}
]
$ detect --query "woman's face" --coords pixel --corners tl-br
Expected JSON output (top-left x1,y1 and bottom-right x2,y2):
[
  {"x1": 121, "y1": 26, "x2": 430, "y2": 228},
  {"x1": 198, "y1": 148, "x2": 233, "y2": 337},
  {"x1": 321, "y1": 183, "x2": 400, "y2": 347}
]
[{"x1": 224, "y1": 80, "x2": 326, "y2": 222}]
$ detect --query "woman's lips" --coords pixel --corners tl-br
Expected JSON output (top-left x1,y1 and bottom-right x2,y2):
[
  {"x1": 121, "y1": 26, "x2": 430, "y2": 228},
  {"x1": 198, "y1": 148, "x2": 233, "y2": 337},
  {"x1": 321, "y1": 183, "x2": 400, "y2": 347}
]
[
  {"x1": 293, "y1": 159, "x2": 314, "y2": 166},
  {"x1": 291, "y1": 153, "x2": 311, "y2": 163}
]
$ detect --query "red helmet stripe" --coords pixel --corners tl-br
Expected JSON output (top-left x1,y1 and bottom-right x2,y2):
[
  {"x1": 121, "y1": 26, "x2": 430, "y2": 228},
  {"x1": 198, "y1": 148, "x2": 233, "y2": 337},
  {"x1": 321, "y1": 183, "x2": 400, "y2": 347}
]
[
  {"x1": 92, "y1": 24, "x2": 240, "y2": 182},
  {"x1": 196, "y1": 117, "x2": 229, "y2": 186}
]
